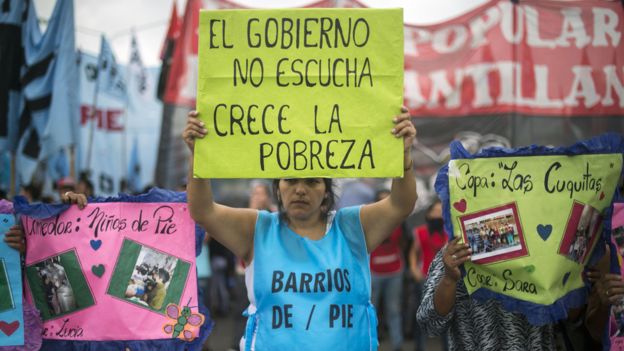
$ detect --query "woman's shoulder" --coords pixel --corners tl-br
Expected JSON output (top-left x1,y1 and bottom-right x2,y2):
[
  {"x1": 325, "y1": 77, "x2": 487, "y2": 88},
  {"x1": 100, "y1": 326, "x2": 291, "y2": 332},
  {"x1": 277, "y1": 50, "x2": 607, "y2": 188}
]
[
  {"x1": 255, "y1": 210, "x2": 279, "y2": 230},
  {"x1": 334, "y1": 206, "x2": 361, "y2": 221},
  {"x1": 332, "y1": 206, "x2": 364, "y2": 234},
  {"x1": 257, "y1": 209, "x2": 278, "y2": 218}
]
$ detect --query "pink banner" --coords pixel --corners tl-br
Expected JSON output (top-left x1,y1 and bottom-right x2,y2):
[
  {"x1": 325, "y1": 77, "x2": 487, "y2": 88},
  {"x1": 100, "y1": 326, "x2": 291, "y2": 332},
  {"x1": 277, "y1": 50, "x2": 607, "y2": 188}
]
[
  {"x1": 403, "y1": 0, "x2": 624, "y2": 117},
  {"x1": 611, "y1": 202, "x2": 624, "y2": 349},
  {"x1": 21, "y1": 202, "x2": 200, "y2": 341}
]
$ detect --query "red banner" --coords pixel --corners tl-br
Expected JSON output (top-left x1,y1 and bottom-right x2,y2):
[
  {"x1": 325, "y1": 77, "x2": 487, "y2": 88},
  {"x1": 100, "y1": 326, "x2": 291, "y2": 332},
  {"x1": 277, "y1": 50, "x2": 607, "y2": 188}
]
[
  {"x1": 403, "y1": 0, "x2": 624, "y2": 117},
  {"x1": 163, "y1": 0, "x2": 624, "y2": 112}
]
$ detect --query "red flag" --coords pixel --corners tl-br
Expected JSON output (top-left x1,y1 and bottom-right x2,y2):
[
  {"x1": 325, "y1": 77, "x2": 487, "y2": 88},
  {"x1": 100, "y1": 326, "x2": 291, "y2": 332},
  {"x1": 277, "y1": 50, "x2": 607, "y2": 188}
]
[
  {"x1": 160, "y1": 2, "x2": 180, "y2": 61},
  {"x1": 156, "y1": 2, "x2": 180, "y2": 101},
  {"x1": 163, "y1": 0, "x2": 201, "y2": 107}
]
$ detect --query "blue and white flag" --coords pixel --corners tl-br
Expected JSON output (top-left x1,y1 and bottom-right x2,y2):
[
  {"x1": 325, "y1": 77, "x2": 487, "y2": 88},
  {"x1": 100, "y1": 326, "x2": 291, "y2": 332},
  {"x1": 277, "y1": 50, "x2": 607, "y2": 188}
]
[
  {"x1": 96, "y1": 36, "x2": 127, "y2": 101},
  {"x1": 125, "y1": 34, "x2": 162, "y2": 191},
  {"x1": 78, "y1": 48, "x2": 162, "y2": 197},
  {"x1": 0, "y1": 0, "x2": 26, "y2": 155},
  {"x1": 127, "y1": 32, "x2": 150, "y2": 106},
  {"x1": 78, "y1": 52, "x2": 125, "y2": 196},
  {"x1": 16, "y1": 0, "x2": 78, "y2": 184}
]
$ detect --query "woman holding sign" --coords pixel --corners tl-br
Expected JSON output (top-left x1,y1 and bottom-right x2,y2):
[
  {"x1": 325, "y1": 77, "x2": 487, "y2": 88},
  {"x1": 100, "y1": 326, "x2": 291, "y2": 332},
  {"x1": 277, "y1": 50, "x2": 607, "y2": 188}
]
[
  {"x1": 417, "y1": 237, "x2": 611, "y2": 349},
  {"x1": 184, "y1": 108, "x2": 416, "y2": 350}
]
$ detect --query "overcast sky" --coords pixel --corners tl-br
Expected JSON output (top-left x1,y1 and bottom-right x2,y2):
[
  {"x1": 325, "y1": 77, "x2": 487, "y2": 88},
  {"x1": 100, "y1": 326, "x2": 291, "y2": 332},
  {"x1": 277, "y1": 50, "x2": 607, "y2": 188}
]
[{"x1": 33, "y1": 0, "x2": 489, "y2": 66}]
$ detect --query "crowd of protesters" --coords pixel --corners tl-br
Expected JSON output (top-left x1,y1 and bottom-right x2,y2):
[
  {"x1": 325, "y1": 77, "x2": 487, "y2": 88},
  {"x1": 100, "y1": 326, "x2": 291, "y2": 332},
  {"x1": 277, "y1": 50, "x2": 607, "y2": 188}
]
[
  {"x1": 3, "y1": 172, "x2": 623, "y2": 351},
  {"x1": 3, "y1": 173, "x2": 449, "y2": 350}
]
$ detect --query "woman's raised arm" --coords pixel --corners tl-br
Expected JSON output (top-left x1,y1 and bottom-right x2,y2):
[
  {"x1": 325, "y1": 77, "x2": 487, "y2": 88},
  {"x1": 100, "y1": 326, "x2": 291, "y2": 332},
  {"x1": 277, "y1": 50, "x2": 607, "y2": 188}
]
[
  {"x1": 184, "y1": 111, "x2": 257, "y2": 263},
  {"x1": 360, "y1": 106, "x2": 417, "y2": 252}
]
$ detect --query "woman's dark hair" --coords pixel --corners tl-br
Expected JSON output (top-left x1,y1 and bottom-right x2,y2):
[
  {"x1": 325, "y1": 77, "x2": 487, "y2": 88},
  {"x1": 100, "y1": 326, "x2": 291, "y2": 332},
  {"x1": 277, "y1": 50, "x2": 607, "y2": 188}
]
[
  {"x1": 272, "y1": 179, "x2": 336, "y2": 220},
  {"x1": 425, "y1": 198, "x2": 442, "y2": 219}
]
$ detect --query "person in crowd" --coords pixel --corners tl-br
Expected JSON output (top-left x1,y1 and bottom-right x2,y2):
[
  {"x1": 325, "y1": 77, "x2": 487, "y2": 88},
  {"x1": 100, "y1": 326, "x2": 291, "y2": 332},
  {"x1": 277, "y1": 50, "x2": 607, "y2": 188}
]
[
  {"x1": 489, "y1": 224, "x2": 500, "y2": 250},
  {"x1": 3, "y1": 192, "x2": 87, "y2": 252},
  {"x1": 472, "y1": 225, "x2": 482, "y2": 255},
  {"x1": 197, "y1": 233, "x2": 212, "y2": 314},
  {"x1": 409, "y1": 199, "x2": 447, "y2": 351},
  {"x1": 369, "y1": 188, "x2": 407, "y2": 351},
  {"x1": 209, "y1": 232, "x2": 235, "y2": 316},
  {"x1": 467, "y1": 225, "x2": 476, "y2": 254},
  {"x1": 148, "y1": 268, "x2": 170, "y2": 311},
  {"x1": 183, "y1": 107, "x2": 417, "y2": 350},
  {"x1": 125, "y1": 278, "x2": 146, "y2": 299},
  {"x1": 55, "y1": 176, "x2": 76, "y2": 200},
  {"x1": 19, "y1": 183, "x2": 43, "y2": 203},
  {"x1": 417, "y1": 234, "x2": 613, "y2": 350},
  {"x1": 248, "y1": 180, "x2": 276, "y2": 212},
  {"x1": 4, "y1": 223, "x2": 25, "y2": 254},
  {"x1": 76, "y1": 173, "x2": 95, "y2": 198},
  {"x1": 418, "y1": 238, "x2": 550, "y2": 349},
  {"x1": 230, "y1": 180, "x2": 278, "y2": 351},
  {"x1": 337, "y1": 178, "x2": 377, "y2": 209},
  {"x1": 2, "y1": 192, "x2": 86, "y2": 351},
  {"x1": 586, "y1": 244, "x2": 624, "y2": 344}
]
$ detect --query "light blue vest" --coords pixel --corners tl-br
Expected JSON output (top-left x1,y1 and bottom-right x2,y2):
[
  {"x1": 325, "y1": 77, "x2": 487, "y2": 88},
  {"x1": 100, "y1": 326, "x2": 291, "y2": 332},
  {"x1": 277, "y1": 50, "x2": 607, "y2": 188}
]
[{"x1": 244, "y1": 206, "x2": 378, "y2": 350}]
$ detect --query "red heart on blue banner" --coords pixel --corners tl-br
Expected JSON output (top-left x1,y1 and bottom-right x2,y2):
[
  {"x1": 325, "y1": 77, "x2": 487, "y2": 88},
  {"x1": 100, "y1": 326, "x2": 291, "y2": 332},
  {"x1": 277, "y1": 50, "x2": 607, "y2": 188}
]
[{"x1": 0, "y1": 320, "x2": 20, "y2": 336}]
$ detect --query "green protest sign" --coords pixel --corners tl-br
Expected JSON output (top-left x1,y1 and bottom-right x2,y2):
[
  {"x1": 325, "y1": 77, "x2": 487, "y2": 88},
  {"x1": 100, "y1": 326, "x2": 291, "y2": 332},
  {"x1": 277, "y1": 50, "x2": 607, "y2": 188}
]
[
  {"x1": 194, "y1": 9, "x2": 404, "y2": 178},
  {"x1": 447, "y1": 153, "x2": 622, "y2": 306}
]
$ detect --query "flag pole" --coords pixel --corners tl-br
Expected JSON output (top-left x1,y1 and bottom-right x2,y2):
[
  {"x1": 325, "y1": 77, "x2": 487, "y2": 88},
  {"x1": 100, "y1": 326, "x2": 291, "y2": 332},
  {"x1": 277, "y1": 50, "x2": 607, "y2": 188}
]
[
  {"x1": 122, "y1": 31, "x2": 135, "y2": 193},
  {"x1": 85, "y1": 42, "x2": 102, "y2": 175},
  {"x1": 122, "y1": 88, "x2": 129, "y2": 193},
  {"x1": 85, "y1": 84, "x2": 99, "y2": 174},
  {"x1": 69, "y1": 145, "x2": 76, "y2": 179}
]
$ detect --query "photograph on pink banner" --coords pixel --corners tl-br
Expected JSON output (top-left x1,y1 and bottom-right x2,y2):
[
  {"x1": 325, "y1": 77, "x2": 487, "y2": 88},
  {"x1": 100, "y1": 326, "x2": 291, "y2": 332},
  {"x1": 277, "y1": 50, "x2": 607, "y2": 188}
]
[
  {"x1": 25, "y1": 250, "x2": 95, "y2": 321},
  {"x1": 21, "y1": 202, "x2": 201, "y2": 342},
  {"x1": 610, "y1": 202, "x2": 624, "y2": 349},
  {"x1": 107, "y1": 238, "x2": 191, "y2": 314}
]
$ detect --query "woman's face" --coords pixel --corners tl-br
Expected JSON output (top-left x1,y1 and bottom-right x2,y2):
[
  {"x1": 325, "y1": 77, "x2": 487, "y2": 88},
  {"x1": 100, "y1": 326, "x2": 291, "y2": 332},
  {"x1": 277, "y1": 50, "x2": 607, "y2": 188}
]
[
  {"x1": 427, "y1": 202, "x2": 442, "y2": 220},
  {"x1": 278, "y1": 178, "x2": 327, "y2": 221}
]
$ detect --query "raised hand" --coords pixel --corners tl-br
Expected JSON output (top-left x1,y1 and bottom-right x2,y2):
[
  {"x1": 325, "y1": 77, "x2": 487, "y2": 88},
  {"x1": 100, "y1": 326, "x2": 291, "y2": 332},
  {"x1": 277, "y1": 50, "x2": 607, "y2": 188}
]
[
  {"x1": 391, "y1": 106, "x2": 416, "y2": 153},
  {"x1": 4, "y1": 225, "x2": 25, "y2": 254},
  {"x1": 61, "y1": 191, "x2": 87, "y2": 210},
  {"x1": 182, "y1": 111, "x2": 207, "y2": 153},
  {"x1": 587, "y1": 270, "x2": 624, "y2": 305},
  {"x1": 442, "y1": 237, "x2": 472, "y2": 282}
]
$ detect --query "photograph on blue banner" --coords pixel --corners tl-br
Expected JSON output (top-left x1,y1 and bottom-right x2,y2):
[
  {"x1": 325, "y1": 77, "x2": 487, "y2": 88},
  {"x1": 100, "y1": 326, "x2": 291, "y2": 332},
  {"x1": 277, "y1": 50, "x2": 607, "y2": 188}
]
[{"x1": 0, "y1": 259, "x2": 15, "y2": 313}]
